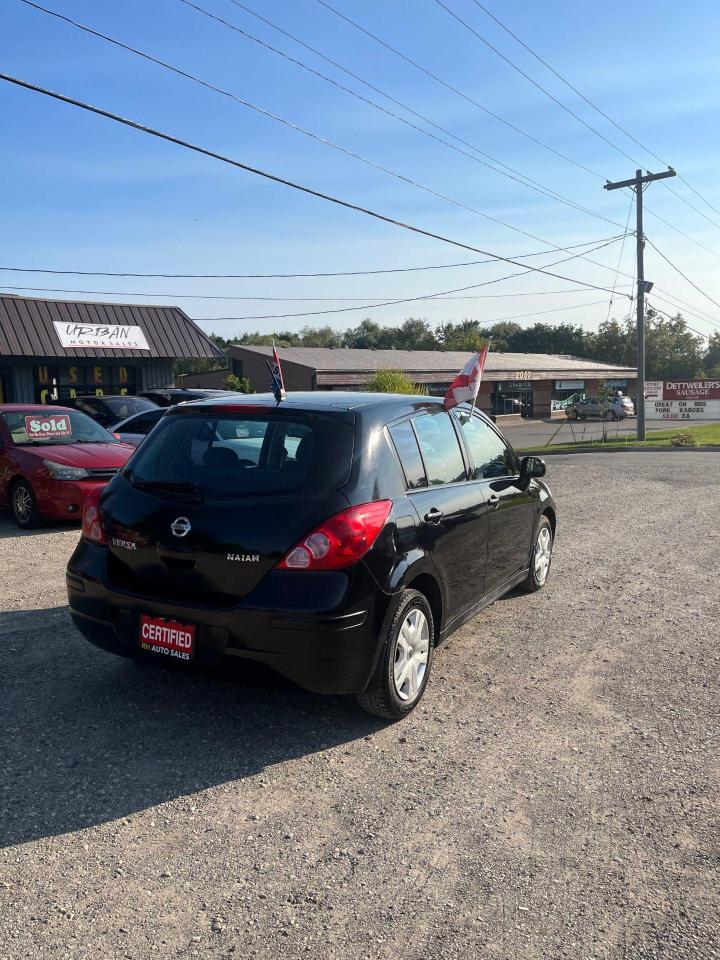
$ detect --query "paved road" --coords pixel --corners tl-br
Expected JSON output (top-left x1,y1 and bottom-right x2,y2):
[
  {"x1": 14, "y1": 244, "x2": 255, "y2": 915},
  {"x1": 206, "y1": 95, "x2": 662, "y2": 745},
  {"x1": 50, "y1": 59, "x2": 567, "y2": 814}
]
[
  {"x1": 1, "y1": 453, "x2": 718, "y2": 959},
  {"x1": 503, "y1": 416, "x2": 720, "y2": 450}
]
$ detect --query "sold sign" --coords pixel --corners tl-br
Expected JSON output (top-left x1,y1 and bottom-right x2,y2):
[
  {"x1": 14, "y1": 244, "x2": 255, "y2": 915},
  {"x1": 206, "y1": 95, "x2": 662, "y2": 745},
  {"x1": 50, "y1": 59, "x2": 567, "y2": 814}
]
[{"x1": 24, "y1": 415, "x2": 73, "y2": 439}]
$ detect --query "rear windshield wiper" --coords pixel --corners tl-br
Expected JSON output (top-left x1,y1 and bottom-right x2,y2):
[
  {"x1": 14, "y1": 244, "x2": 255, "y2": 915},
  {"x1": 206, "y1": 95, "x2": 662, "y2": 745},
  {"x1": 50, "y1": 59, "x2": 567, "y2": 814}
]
[{"x1": 129, "y1": 478, "x2": 205, "y2": 500}]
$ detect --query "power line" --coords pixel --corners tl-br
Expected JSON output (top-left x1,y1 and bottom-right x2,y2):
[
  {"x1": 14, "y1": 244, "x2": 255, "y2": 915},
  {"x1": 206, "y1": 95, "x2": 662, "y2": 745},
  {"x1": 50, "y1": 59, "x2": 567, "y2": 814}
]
[
  {"x1": 464, "y1": 0, "x2": 720, "y2": 231},
  {"x1": 176, "y1": 0, "x2": 618, "y2": 226},
  {"x1": 309, "y1": 0, "x2": 720, "y2": 257},
  {"x1": 604, "y1": 194, "x2": 635, "y2": 326},
  {"x1": 643, "y1": 207, "x2": 720, "y2": 261},
  {"x1": 0, "y1": 236, "x2": 620, "y2": 279},
  {"x1": 646, "y1": 300, "x2": 715, "y2": 341},
  {"x1": 189, "y1": 238, "x2": 624, "y2": 320},
  {"x1": 312, "y1": 0, "x2": 604, "y2": 180},
  {"x1": 433, "y1": 0, "x2": 641, "y2": 166},
  {"x1": 645, "y1": 237, "x2": 720, "y2": 311},
  {"x1": 196, "y1": 298, "x2": 608, "y2": 324},
  {"x1": 0, "y1": 284, "x2": 600, "y2": 301},
  {"x1": 19, "y1": 0, "x2": 624, "y2": 247},
  {"x1": 0, "y1": 72, "x2": 627, "y2": 295}
]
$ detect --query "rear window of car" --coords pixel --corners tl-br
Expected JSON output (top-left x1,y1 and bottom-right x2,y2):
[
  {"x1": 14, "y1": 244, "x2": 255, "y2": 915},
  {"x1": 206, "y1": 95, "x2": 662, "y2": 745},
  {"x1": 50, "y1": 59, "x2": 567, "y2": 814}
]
[
  {"x1": 104, "y1": 396, "x2": 158, "y2": 420},
  {"x1": 123, "y1": 410, "x2": 354, "y2": 498}
]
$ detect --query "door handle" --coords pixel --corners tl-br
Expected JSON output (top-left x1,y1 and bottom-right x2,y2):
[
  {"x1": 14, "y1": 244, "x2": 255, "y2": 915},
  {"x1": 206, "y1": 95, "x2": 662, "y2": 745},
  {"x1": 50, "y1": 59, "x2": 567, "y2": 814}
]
[
  {"x1": 487, "y1": 494, "x2": 500, "y2": 509},
  {"x1": 424, "y1": 507, "x2": 444, "y2": 523}
]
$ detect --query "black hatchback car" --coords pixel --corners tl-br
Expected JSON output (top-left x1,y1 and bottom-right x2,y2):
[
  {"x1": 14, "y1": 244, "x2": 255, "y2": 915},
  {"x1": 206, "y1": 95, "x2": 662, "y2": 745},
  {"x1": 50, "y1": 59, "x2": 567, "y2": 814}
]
[{"x1": 67, "y1": 392, "x2": 556, "y2": 719}]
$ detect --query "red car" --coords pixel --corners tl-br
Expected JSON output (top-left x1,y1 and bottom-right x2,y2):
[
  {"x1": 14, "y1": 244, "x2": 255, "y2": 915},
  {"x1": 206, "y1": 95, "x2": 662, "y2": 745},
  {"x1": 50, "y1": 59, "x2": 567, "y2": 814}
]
[{"x1": 0, "y1": 404, "x2": 133, "y2": 528}]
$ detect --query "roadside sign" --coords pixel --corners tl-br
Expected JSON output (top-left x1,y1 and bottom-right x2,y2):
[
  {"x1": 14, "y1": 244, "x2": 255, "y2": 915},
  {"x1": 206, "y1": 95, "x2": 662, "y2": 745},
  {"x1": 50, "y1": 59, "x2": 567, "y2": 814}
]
[{"x1": 645, "y1": 380, "x2": 720, "y2": 420}]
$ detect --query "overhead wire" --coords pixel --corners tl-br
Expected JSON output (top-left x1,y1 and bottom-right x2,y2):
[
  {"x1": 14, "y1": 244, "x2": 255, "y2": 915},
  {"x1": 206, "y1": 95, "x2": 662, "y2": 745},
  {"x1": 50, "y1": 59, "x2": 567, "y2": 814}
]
[
  {"x1": 0, "y1": 73, "x2": 630, "y2": 298},
  {"x1": 196, "y1": 298, "x2": 609, "y2": 324},
  {"x1": 17, "y1": 0, "x2": 626, "y2": 248},
  {"x1": 604, "y1": 194, "x2": 635, "y2": 326},
  {"x1": 187, "y1": 237, "x2": 625, "y2": 320},
  {"x1": 174, "y1": 0, "x2": 617, "y2": 226},
  {"x1": 0, "y1": 236, "x2": 623, "y2": 278},
  {"x1": 314, "y1": 0, "x2": 720, "y2": 255},
  {"x1": 454, "y1": 0, "x2": 720, "y2": 232},
  {"x1": 312, "y1": 0, "x2": 604, "y2": 179},
  {"x1": 645, "y1": 236, "x2": 720, "y2": 311},
  {"x1": 0, "y1": 285, "x2": 602, "y2": 301},
  {"x1": 470, "y1": 0, "x2": 720, "y2": 226}
]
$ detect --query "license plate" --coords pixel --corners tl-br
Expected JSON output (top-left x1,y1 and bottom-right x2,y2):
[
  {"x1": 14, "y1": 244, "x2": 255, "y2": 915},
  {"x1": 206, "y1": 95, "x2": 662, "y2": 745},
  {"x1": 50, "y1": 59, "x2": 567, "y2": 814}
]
[{"x1": 139, "y1": 614, "x2": 196, "y2": 662}]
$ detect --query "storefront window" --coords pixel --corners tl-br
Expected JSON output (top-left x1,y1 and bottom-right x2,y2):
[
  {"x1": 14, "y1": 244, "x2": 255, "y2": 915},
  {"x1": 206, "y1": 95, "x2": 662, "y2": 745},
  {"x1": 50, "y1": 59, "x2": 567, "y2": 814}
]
[
  {"x1": 491, "y1": 381, "x2": 534, "y2": 417},
  {"x1": 34, "y1": 364, "x2": 137, "y2": 403},
  {"x1": 551, "y1": 379, "x2": 585, "y2": 410}
]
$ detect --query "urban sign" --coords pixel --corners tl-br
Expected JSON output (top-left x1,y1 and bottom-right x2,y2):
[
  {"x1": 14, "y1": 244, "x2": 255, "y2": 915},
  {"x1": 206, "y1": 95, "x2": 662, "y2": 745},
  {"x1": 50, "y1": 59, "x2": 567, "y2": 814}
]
[
  {"x1": 645, "y1": 380, "x2": 720, "y2": 420},
  {"x1": 53, "y1": 321, "x2": 150, "y2": 351}
]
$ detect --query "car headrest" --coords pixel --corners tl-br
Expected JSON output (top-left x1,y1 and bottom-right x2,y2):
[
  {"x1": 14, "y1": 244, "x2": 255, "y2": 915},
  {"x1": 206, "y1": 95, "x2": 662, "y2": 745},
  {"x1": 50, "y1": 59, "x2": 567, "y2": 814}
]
[{"x1": 203, "y1": 446, "x2": 240, "y2": 469}]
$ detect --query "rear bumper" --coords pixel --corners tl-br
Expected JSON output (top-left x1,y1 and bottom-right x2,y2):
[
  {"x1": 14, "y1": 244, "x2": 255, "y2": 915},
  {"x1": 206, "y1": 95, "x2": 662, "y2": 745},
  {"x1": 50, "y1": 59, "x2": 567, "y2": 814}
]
[{"x1": 66, "y1": 541, "x2": 390, "y2": 695}]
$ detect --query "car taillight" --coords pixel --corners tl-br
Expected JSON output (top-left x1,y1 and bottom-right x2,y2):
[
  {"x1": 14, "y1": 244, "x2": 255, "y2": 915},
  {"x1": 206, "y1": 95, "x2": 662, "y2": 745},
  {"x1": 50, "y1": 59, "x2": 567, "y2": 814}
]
[
  {"x1": 81, "y1": 486, "x2": 106, "y2": 544},
  {"x1": 276, "y1": 500, "x2": 392, "y2": 571}
]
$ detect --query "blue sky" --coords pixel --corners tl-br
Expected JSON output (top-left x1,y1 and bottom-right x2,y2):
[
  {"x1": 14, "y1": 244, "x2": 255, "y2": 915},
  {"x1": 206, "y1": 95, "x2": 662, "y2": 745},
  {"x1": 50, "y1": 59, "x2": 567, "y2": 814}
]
[{"x1": 2, "y1": 0, "x2": 719, "y2": 341}]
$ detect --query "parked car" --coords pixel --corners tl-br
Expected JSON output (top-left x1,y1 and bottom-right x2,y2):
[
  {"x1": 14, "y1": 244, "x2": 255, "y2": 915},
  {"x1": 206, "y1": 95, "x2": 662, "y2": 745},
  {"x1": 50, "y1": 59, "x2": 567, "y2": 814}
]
[
  {"x1": 66, "y1": 393, "x2": 556, "y2": 719},
  {"x1": 138, "y1": 388, "x2": 240, "y2": 407},
  {"x1": 111, "y1": 407, "x2": 167, "y2": 447},
  {"x1": 566, "y1": 395, "x2": 635, "y2": 421},
  {"x1": 51, "y1": 395, "x2": 159, "y2": 429},
  {"x1": 0, "y1": 404, "x2": 133, "y2": 528}
]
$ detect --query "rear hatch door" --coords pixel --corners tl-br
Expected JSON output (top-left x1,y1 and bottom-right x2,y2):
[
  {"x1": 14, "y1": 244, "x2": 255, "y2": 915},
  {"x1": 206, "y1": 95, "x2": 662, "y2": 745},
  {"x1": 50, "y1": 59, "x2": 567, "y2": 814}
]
[{"x1": 101, "y1": 405, "x2": 355, "y2": 602}]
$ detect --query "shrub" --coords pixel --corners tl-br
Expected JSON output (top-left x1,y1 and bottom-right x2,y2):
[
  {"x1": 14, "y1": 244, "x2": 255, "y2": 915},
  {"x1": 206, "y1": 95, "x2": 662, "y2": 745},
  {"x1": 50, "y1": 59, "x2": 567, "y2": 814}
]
[
  {"x1": 670, "y1": 430, "x2": 697, "y2": 447},
  {"x1": 224, "y1": 373, "x2": 254, "y2": 393},
  {"x1": 365, "y1": 369, "x2": 427, "y2": 395}
]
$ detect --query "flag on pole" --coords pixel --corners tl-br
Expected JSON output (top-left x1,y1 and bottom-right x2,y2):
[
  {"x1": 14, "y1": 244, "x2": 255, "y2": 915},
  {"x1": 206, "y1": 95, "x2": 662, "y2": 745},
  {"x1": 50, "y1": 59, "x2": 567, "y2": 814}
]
[
  {"x1": 443, "y1": 344, "x2": 489, "y2": 411},
  {"x1": 267, "y1": 343, "x2": 286, "y2": 402}
]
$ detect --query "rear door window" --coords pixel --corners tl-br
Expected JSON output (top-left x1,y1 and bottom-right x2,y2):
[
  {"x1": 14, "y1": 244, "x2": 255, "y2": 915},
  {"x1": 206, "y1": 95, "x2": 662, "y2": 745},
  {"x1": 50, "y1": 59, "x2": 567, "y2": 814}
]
[
  {"x1": 125, "y1": 410, "x2": 354, "y2": 498},
  {"x1": 413, "y1": 411, "x2": 466, "y2": 485},
  {"x1": 388, "y1": 420, "x2": 427, "y2": 489}
]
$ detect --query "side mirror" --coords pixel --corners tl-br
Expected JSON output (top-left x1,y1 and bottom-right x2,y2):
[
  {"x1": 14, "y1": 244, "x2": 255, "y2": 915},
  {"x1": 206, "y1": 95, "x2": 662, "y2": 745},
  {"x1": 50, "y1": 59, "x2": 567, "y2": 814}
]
[{"x1": 520, "y1": 455, "x2": 546, "y2": 479}]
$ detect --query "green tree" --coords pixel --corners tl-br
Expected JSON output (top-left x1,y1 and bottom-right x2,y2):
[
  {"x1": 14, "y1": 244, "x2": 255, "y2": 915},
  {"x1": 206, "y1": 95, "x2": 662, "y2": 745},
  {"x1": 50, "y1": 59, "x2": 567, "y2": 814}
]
[
  {"x1": 223, "y1": 373, "x2": 254, "y2": 393},
  {"x1": 703, "y1": 332, "x2": 720, "y2": 376},
  {"x1": 365, "y1": 369, "x2": 426, "y2": 394},
  {"x1": 644, "y1": 309, "x2": 705, "y2": 379},
  {"x1": 436, "y1": 320, "x2": 490, "y2": 351},
  {"x1": 342, "y1": 319, "x2": 388, "y2": 349}
]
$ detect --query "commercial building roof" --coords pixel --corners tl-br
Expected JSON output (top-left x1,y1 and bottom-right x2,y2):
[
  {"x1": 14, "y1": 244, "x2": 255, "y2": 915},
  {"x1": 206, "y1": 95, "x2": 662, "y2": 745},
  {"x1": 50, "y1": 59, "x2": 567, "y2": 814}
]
[
  {"x1": 0, "y1": 295, "x2": 223, "y2": 361},
  {"x1": 231, "y1": 345, "x2": 636, "y2": 385}
]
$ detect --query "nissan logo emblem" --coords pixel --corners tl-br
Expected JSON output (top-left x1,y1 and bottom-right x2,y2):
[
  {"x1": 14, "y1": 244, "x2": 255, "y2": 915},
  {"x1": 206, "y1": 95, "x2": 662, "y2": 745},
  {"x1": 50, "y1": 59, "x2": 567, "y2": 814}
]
[{"x1": 171, "y1": 516, "x2": 192, "y2": 538}]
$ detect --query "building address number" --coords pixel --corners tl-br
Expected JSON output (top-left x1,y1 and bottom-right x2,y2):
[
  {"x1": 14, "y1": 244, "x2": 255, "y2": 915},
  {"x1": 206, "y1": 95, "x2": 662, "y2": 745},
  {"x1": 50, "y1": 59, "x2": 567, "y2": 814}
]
[{"x1": 513, "y1": 370, "x2": 532, "y2": 380}]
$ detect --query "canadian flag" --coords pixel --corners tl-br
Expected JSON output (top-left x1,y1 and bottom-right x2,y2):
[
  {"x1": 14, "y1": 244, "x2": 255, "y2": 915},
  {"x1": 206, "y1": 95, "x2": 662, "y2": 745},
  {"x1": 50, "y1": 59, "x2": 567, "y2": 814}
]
[{"x1": 443, "y1": 344, "x2": 489, "y2": 410}]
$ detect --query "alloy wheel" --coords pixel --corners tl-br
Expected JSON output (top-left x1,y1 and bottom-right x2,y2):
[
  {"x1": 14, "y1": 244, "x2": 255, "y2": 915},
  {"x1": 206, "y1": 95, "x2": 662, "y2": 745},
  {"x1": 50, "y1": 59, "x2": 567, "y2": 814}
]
[
  {"x1": 534, "y1": 526, "x2": 552, "y2": 585},
  {"x1": 13, "y1": 485, "x2": 32, "y2": 524},
  {"x1": 393, "y1": 607, "x2": 430, "y2": 703}
]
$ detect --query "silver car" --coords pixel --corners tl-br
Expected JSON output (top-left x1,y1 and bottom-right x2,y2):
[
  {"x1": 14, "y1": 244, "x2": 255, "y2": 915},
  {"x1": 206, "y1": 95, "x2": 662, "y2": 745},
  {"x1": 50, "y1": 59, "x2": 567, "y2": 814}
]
[
  {"x1": 567, "y1": 395, "x2": 635, "y2": 421},
  {"x1": 111, "y1": 407, "x2": 167, "y2": 446}
]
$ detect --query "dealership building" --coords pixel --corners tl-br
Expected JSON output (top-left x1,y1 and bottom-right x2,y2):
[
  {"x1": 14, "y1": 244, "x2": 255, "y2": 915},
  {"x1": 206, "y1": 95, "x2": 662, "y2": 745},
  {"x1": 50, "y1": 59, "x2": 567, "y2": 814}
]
[
  {"x1": 0, "y1": 295, "x2": 223, "y2": 404},
  {"x1": 226, "y1": 345, "x2": 637, "y2": 418}
]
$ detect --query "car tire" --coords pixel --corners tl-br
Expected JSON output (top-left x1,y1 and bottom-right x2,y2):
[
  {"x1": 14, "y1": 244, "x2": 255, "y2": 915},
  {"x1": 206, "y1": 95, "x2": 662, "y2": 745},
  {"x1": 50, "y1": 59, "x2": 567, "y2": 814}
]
[
  {"x1": 357, "y1": 589, "x2": 435, "y2": 721},
  {"x1": 10, "y1": 479, "x2": 43, "y2": 529},
  {"x1": 521, "y1": 516, "x2": 553, "y2": 593}
]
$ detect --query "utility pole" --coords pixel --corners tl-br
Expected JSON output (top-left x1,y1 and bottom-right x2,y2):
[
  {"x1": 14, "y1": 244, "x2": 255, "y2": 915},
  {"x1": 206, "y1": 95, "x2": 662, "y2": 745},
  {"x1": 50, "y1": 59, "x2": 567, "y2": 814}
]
[{"x1": 604, "y1": 168, "x2": 676, "y2": 440}]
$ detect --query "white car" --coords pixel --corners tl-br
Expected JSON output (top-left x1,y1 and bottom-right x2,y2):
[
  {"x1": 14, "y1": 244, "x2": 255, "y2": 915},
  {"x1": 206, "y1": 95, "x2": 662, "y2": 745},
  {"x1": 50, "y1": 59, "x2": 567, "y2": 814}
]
[{"x1": 111, "y1": 408, "x2": 167, "y2": 446}]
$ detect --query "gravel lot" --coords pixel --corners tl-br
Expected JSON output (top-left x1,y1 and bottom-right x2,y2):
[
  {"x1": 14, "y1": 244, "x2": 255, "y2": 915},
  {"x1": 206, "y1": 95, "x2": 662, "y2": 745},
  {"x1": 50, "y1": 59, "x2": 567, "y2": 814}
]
[{"x1": 1, "y1": 452, "x2": 718, "y2": 959}]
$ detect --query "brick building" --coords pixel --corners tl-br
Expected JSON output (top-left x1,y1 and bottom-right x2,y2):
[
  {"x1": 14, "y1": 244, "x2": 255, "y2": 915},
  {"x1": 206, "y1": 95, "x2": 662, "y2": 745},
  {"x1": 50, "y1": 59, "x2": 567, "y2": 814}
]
[{"x1": 226, "y1": 345, "x2": 637, "y2": 419}]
